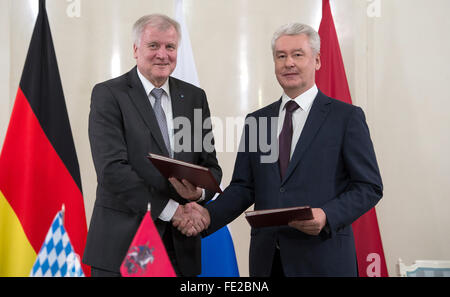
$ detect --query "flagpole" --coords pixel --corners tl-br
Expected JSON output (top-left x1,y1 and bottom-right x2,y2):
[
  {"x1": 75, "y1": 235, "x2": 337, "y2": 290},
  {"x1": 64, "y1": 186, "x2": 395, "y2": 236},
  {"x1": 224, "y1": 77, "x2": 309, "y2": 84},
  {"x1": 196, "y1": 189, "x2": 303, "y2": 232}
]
[{"x1": 61, "y1": 204, "x2": 66, "y2": 225}]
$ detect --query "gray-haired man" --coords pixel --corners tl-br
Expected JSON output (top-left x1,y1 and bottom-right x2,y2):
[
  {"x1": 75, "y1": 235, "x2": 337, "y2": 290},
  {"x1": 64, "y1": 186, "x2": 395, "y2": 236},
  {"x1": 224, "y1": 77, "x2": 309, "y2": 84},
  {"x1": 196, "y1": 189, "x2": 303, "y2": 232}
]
[
  {"x1": 178, "y1": 22, "x2": 382, "y2": 277},
  {"x1": 83, "y1": 14, "x2": 222, "y2": 277}
]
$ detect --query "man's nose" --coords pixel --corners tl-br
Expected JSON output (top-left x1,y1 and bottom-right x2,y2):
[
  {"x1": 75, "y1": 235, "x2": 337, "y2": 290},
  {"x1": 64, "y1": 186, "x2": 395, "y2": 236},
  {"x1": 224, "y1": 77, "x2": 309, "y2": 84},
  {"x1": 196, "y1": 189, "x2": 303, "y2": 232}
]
[
  {"x1": 155, "y1": 47, "x2": 168, "y2": 59},
  {"x1": 285, "y1": 56, "x2": 295, "y2": 67}
]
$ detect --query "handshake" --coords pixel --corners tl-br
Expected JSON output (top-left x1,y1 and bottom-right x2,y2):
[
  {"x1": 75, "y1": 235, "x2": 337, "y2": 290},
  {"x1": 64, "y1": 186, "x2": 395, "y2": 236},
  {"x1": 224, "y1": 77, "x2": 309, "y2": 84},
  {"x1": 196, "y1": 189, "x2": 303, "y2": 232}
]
[
  {"x1": 168, "y1": 177, "x2": 211, "y2": 237},
  {"x1": 172, "y1": 202, "x2": 210, "y2": 237}
]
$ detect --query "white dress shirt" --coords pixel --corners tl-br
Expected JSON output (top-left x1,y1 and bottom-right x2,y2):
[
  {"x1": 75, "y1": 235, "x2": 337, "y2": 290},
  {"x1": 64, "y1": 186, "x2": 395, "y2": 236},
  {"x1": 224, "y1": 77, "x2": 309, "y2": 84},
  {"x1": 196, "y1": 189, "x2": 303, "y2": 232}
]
[
  {"x1": 137, "y1": 69, "x2": 204, "y2": 222},
  {"x1": 277, "y1": 85, "x2": 318, "y2": 159},
  {"x1": 137, "y1": 69, "x2": 174, "y2": 155}
]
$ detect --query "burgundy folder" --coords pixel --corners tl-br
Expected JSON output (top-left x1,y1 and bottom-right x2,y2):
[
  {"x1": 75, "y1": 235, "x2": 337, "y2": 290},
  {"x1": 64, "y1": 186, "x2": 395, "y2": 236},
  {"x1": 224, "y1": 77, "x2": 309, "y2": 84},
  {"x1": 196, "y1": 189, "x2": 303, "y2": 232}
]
[
  {"x1": 245, "y1": 206, "x2": 313, "y2": 228},
  {"x1": 147, "y1": 153, "x2": 222, "y2": 194}
]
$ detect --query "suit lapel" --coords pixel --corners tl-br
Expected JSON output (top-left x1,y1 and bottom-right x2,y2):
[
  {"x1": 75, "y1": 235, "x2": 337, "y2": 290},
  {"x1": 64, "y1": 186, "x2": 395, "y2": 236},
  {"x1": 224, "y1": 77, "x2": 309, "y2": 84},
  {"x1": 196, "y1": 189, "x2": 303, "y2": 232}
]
[
  {"x1": 169, "y1": 77, "x2": 192, "y2": 162},
  {"x1": 282, "y1": 91, "x2": 332, "y2": 184},
  {"x1": 169, "y1": 77, "x2": 197, "y2": 162},
  {"x1": 264, "y1": 99, "x2": 283, "y2": 182},
  {"x1": 126, "y1": 67, "x2": 169, "y2": 156},
  {"x1": 169, "y1": 77, "x2": 185, "y2": 122}
]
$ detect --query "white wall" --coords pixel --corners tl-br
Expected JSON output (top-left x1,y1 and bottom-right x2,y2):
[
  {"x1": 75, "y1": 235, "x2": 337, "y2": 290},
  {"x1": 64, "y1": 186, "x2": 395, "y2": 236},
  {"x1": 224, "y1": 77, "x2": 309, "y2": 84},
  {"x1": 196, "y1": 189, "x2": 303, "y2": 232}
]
[
  {"x1": 369, "y1": 0, "x2": 450, "y2": 275},
  {"x1": 0, "y1": 0, "x2": 11, "y2": 146},
  {"x1": 1, "y1": 0, "x2": 449, "y2": 277}
]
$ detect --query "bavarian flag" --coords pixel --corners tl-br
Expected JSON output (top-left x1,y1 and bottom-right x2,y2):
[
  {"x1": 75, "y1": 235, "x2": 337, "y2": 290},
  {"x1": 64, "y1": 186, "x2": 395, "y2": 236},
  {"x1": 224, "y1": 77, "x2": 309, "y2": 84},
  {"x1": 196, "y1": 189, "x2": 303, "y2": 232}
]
[{"x1": 0, "y1": 0, "x2": 89, "y2": 276}]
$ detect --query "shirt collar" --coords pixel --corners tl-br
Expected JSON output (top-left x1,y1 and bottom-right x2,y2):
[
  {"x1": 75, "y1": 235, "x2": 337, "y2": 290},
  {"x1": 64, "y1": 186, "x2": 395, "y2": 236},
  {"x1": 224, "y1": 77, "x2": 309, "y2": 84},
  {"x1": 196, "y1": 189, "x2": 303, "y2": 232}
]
[
  {"x1": 281, "y1": 84, "x2": 318, "y2": 112},
  {"x1": 136, "y1": 68, "x2": 170, "y2": 97}
]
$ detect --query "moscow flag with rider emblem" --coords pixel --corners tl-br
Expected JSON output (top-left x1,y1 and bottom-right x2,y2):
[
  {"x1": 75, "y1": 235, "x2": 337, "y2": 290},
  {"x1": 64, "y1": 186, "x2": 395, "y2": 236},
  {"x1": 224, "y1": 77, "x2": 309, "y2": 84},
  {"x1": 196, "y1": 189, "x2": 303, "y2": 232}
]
[{"x1": 120, "y1": 205, "x2": 176, "y2": 277}]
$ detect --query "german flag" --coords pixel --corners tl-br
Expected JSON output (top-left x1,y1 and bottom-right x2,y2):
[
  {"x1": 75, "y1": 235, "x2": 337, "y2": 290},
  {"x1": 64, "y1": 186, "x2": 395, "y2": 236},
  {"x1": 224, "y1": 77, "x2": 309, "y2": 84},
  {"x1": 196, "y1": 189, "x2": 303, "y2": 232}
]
[{"x1": 0, "y1": 0, "x2": 89, "y2": 276}]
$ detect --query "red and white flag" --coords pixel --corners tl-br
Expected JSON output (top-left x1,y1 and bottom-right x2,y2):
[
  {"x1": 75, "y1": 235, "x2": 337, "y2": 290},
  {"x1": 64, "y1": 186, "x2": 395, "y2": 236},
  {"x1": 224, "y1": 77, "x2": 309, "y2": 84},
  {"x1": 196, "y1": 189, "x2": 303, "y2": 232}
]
[
  {"x1": 315, "y1": 0, "x2": 388, "y2": 277},
  {"x1": 120, "y1": 205, "x2": 176, "y2": 277}
]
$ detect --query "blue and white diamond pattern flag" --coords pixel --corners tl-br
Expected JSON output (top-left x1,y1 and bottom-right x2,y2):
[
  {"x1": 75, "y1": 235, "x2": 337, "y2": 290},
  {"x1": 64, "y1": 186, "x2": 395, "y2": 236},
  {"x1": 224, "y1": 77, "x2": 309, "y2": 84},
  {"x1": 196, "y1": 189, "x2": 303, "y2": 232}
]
[{"x1": 29, "y1": 207, "x2": 84, "y2": 277}]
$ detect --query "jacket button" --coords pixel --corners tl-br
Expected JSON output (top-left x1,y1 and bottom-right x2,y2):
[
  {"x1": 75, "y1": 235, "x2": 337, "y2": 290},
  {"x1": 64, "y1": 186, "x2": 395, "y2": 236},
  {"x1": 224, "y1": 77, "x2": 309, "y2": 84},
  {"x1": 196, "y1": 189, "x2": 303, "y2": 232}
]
[{"x1": 280, "y1": 187, "x2": 285, "y2": 193}]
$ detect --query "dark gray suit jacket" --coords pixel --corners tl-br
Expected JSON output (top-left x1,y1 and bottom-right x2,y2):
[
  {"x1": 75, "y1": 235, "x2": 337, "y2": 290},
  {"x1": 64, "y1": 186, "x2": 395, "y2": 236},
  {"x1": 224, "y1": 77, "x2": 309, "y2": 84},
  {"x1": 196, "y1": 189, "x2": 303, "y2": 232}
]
[
  {"x1": 205, "y1": 91, "x2": 382, "y2": 276},
  {"x1": 83, "y1": 67, "x2": 222, "y2": 276}
]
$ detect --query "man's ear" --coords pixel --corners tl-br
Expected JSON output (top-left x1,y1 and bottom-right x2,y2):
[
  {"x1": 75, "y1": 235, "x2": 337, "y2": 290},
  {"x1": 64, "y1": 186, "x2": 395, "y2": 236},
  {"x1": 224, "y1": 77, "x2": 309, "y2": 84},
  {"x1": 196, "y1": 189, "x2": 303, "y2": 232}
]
[
  {"x1": 133, "y1": 44, "x2": 138, "y2": 59},
  {"x1": 315, "y1": 52, "x2": 322, "y2": 71}
]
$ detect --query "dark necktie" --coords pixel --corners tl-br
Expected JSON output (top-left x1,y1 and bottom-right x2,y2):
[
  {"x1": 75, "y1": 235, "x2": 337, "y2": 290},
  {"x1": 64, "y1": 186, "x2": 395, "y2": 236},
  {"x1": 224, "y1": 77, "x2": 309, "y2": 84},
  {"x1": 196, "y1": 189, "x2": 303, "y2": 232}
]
[
  {"x1": 279, "y1": 100, "x2": 300, "y2": 179},
  {"x1": 151, "y1": 88, "x2": 172, "y2": 157}
]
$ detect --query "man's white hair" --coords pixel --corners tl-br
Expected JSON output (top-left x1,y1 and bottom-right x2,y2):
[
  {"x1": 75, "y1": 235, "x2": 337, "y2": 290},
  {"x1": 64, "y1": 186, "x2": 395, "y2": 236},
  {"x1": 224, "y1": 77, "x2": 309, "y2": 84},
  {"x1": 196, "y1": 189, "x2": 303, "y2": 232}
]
[
  {"x1": 271, "y1": 22, "x2": 321, "y2": 55},
  {"x1": 132, "y1": 14, "x2": 181, "y2": 47}
]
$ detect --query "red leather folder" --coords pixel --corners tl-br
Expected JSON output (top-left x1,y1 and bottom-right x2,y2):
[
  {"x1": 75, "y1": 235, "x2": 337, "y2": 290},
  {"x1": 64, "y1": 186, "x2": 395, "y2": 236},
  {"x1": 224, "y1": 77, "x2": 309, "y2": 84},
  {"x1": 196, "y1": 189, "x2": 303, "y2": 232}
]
[
  {"x1": 245, "y1": 206, "x2": 313, "y2": 228},
  {"x1": 147, "y1": 153, "x2": 222, "y2": 194}
]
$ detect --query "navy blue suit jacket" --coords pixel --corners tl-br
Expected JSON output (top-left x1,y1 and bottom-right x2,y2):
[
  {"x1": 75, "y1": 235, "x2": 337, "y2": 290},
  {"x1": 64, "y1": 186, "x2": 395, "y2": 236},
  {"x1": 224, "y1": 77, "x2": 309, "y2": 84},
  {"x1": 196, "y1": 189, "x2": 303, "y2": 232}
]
[{"x1": 205, "y1": 91, "x2": 383, "y2": 276}]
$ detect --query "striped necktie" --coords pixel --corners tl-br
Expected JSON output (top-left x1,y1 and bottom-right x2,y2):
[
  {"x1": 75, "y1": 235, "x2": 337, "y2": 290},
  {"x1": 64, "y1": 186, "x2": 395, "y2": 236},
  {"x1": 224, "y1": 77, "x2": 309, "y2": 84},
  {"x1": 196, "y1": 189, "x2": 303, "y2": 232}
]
[{"x1": 151, "y1": 88, "x2": 172, "y2": 157}]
